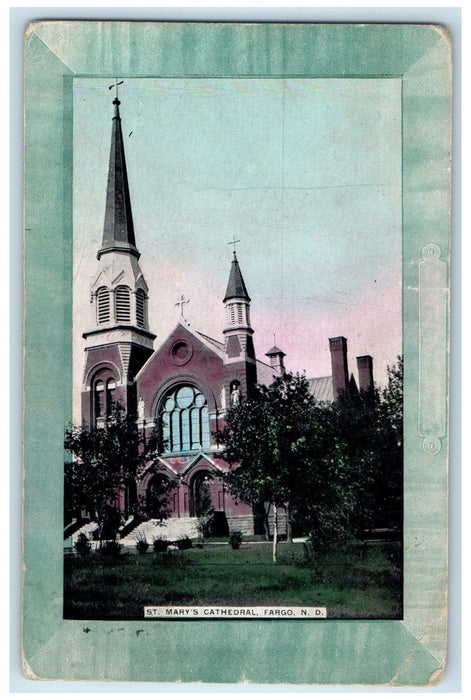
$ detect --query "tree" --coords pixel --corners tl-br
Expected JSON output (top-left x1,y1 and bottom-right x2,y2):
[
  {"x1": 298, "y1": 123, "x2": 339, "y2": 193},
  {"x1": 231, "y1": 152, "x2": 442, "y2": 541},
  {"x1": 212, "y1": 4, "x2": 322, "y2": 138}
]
[
  {"x1": 296, "y1": 358, "x2": 403, "y2": 545},
  {"x1": 221, "y1": 361, "x2": 403, "y2": 559},
  {"x1": 64, "y1": 404, "x2": 161, "y2": 540},
  {"x1": 221, "y1": 374, "x2": 319, "y2": 562},
  {"x1": 371, "y1": 356, "x2": 403, "y2": 531}
]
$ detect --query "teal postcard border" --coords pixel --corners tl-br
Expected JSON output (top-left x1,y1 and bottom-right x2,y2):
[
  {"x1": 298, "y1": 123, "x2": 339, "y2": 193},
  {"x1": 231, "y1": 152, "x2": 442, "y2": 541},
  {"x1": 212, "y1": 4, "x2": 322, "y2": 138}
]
[{"x1": 23, "y1": 22, "x2": 451, "y2": 684}]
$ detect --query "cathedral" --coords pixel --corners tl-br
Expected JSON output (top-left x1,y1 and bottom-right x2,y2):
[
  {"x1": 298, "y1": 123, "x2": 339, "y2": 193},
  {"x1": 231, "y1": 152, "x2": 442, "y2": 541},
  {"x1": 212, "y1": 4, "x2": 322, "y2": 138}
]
[{"x1": 78, "y1": 95, "x2": 374, "y2": 539}]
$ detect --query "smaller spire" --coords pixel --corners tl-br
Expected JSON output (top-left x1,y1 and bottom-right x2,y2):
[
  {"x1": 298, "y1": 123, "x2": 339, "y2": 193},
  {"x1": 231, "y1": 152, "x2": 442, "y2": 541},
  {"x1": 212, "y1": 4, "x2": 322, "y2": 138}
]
[
  {"x1": 265, "y1": 345, "x2": 286, "y2": 358},
  {"x1": 265, "y1": 343, "x2": 286, "y2": 374},
  {"x1": 223, "y1": 251, "x2": 251, "y2": 303}
]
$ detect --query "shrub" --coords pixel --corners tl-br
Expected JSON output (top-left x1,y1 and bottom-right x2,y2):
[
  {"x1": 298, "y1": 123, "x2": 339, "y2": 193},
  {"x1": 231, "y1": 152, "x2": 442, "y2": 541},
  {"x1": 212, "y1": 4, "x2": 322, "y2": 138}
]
[
  {"x1": 136, "y1": 540, "x2": 149, "y2": 554},
  {"x1": 153, "y1": 537, "x2": 168, "y2": 553},
  {"x1": 229, "y1": 530, "x2": 243, "y2": 550},
  {"x1": 99, "y1": 540, "x2": 122, "y2": 557},
  {"x1": 176, "y1": 535, "x2": 192, "y2": 550},
  {"x1": 74, "y1": 532, "x2": 92, "y2": 558},
  {"x1": 196, "y1": 513, "x2": 214, "y2": 539},
  {"x1": 135, "y1": 529, "x2": 149, "y2": 554}
]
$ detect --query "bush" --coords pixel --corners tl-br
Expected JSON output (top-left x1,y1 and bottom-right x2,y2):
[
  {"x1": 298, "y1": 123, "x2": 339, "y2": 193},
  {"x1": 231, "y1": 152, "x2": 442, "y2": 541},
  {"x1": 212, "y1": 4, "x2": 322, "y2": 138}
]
[
  {"x1": 196, "y1": 513, "x2": 214, "y2": 538},
  {"x1": 74, "y1": 532, "x2": 92, "y2": 558},
  {"x1": 229, "y1": 530, "x2": 243, "y2": 550},
  {"x1": 98, "y1": 540, "x2": 122, "y2": 557},
  {"x1": 135, "y1": 529, "x2": 149, "y2": 554},
  {"x1": 153, "y1": 537, "x2": 168, "y2": 553},
  {"x1": 176, "y1": 535, "x2": 192, "y2": 550},
  {"x1": 135, "y1": 537, "x2": 149, "y2": 555}
]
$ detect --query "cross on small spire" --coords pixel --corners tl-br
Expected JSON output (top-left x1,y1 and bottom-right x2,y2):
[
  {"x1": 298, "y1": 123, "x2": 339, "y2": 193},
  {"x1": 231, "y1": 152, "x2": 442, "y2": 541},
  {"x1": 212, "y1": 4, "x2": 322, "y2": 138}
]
[
  {"x1": 175, "y1": 294, "x2": 190, "y2": 317},
  {"x1": 108, "y1": 79, "x2": 124, "y2": 100},
  {"x1": 227, "y1": 235, "x2": 241, "y2": 255}
]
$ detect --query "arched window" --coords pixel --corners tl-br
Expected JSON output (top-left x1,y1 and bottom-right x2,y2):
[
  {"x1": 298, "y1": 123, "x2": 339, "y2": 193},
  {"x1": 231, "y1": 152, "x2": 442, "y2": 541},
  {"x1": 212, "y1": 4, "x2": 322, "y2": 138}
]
[
  {"x1": 97, "y1": 287, "x2": 110, "y2": 324},
  {"x1": 115, "y1": 285, "x2": 131, "y2": 322},
  {"x1": 136, "y1": 289, "x2": 146, "y2": 328},
  {"x1": 94, "y1": 380, "x2": 105, "y2": 418},
  {"x1": 106, "y1": 378, "x2": 116, "y2": 416},
  {"x1": 92, "y1": 373, "x2": 117, "y2": 426},
  {"x1": 160, "y1": 384, "x2": 210, "y2": 453}
]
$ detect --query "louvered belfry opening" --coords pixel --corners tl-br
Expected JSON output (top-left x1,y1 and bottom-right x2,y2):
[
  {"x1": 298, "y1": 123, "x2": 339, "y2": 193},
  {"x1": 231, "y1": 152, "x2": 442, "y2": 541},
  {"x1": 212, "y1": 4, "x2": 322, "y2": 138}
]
[
  {"x1": 115, "y1": 285, "x2": 131, "y2": 322},
  {"x1": 136, "y1": 289, "x2": 146, "y2": 328},
  {"x1": 97, "y1": 287, "x2": 110, "y2": 324}
]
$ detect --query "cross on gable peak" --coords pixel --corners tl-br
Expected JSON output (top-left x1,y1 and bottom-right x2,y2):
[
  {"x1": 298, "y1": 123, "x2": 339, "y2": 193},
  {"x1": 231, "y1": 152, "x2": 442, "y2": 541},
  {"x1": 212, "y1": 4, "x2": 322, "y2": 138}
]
[{"x1": 175, "y1": 294, "x2": 190, "y2": 317}]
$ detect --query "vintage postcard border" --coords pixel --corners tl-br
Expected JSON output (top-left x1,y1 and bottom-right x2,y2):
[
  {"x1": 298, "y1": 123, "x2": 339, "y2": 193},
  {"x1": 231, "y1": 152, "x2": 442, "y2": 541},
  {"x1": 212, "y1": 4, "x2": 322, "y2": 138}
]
[{"x1": 23, "y1": 22, "x2": 450, "y2": 684}]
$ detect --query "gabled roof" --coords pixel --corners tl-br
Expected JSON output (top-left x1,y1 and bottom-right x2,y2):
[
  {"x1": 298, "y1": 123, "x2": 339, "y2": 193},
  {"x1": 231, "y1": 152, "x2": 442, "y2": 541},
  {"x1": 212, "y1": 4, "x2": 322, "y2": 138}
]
[
  {"x1": 180, "y1": 452, "x2": 226, "y2": 476},
  {"x1": 194, "y1": 330, "x2": 225, "y2": 356},
  {"x1": 98, "y1": 98, "x2": 140, "y2": 260},
  {"x1": 134, "y1": 322, "x2": 225, "y2": 381},
  {"x1": 256, "y1": 359, "x2": 279, "y2": 386},
  {"x1": 223, "y1": 252, "x2": 250, "y2": 303},
  {"x1": 307, "y1": 376, "x2": 334, "y2": 403}
]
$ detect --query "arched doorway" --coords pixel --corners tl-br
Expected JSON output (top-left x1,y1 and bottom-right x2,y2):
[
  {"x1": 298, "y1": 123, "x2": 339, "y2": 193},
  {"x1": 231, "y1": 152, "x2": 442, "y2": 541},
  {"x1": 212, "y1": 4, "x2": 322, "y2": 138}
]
[
  {"x1": 146, "y1": 474, "x2": 175, "y2": 520},
  {"x1": 189, "y1": 471, "x2": 214, "y2": 517}
]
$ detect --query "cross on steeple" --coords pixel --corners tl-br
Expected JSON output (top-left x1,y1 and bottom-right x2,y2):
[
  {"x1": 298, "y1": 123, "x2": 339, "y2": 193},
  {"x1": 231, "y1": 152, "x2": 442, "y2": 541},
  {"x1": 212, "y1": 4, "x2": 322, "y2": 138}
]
[
  {"x1": 227, "y1": 235, "x2": 241, "y2": 255},
  {"x1": 175, "y1": 294, "x2": 190, "y2": 317},
  {"x1": 108, "y1": 79, "x2": 124, "y2": 100}
]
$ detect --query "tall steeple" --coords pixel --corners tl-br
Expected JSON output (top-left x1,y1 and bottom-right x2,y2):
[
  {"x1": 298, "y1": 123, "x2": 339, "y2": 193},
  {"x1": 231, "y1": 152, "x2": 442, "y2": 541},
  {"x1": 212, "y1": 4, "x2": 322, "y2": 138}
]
[
  {"x1": 98, "y1": 96, "x2": 139, "y2": 260},
  {"x1": 82, "y1": 92, "x2": 155, "y2": 426}
]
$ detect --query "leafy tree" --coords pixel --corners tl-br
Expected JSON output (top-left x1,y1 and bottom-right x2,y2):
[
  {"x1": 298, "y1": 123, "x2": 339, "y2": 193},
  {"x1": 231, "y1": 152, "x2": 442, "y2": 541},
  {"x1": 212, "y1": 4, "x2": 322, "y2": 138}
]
[
  {"x1": 221, "y1": 374, "x2": 319, "y2": 562},
  {"x1": 370, "y1": 356, "x2": 403, "y2": 531},
  {"x1": 64, "y1": 403, "x2": 161, "y2": 540},
  {"x1": 297, "y1": 358, "x2": 403, "y2": 544},
  {"x1": 221, "y1": 361, "x2": 403, "y2": 560}
]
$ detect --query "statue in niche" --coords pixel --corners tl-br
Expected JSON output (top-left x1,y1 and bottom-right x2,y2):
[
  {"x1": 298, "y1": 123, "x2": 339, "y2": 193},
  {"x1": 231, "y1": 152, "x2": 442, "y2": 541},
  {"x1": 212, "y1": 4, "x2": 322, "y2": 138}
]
[
  {"x1": 138, "y1": 396, "x2": 145, "y2": 420},
  {"x1": 230, "y1": 383, "x2": 240, "y2": 406}
]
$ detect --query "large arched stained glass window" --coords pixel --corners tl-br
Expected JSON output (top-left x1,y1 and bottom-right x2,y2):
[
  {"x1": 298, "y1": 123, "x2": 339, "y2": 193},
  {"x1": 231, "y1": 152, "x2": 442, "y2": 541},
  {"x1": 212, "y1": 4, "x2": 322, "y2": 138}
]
[{"x1": 161, "y1": 385, "x2": 210, "y2": 453}]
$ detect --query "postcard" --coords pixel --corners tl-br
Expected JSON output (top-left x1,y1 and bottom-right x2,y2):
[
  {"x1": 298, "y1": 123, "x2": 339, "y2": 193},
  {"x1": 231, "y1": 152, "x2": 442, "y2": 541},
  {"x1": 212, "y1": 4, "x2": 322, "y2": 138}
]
[{"x1": 23, "y1": 21, "x2": 450, "y2": 684}]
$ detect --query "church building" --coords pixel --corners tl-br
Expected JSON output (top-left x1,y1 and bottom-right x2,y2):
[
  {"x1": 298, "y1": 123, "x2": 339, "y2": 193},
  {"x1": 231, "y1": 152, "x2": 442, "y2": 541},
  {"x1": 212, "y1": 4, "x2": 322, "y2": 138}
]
[{"x1": 79, "y1": 95, "x2": 374, "y2": 539}]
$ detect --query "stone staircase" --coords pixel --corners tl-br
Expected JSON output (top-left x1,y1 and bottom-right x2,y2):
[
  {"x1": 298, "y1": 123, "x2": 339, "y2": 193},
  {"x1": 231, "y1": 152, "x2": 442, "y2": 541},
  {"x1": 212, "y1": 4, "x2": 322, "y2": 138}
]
[
  {"x1": 119, "y1": 517, "x2": 199, "y2": 548},
  {"x1": 66, "y1": 521, "x2": 100, "y2": 550},
  {"x1": 65, "y1": 517, "x2": 199, "y2": 550}
]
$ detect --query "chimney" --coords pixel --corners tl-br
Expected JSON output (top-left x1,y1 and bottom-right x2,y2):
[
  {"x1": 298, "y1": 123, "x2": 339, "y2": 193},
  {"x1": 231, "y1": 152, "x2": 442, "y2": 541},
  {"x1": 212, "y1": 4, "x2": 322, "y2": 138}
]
[
  {"x1": 329, "y1": 336, "x2": 349, "y2": 398},
  {"x1": 356, "y1": 355, "x2": 374, "y2": 393}
]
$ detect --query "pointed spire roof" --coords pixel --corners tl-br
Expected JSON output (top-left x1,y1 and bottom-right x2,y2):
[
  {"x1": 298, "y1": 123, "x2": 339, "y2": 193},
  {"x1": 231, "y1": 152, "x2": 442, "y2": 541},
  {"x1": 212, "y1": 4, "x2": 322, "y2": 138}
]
[
  {"x1": 265, "y1": 345, "x2": 286, "y2": 358},
  {"x1": 223, "y1": 251, "x2": 251, "y2": 303},
  {"x1": 98, "y1": 97, "x2": 140, "y2": 260}
]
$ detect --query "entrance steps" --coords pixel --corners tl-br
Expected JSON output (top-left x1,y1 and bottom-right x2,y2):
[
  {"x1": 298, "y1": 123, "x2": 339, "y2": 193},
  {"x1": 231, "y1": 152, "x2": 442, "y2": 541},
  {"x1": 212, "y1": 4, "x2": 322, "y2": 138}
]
[
  {"x1": 119, "y1": 517, "x2": 199, "y2": 547},
  {"x1": 68, "y1": 521, "x2": 100, "y2": 548}
]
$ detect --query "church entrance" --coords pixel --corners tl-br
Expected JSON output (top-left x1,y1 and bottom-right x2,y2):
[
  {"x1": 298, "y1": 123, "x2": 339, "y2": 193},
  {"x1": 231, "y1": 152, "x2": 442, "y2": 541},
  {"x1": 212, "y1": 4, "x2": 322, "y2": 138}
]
[
  {"x1": 146, "y1": 474, "x2": 175, "y2": 520},
  {"x1": 189, "y1": 471, "x2": 213, "y2": 517}
]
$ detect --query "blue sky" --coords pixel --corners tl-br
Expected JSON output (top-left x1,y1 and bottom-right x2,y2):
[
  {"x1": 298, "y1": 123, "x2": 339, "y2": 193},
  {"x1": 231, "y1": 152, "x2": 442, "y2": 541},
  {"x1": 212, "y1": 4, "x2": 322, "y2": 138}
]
[{"x1": 73, "y1": 77, "x2": 402, "y2": 417}]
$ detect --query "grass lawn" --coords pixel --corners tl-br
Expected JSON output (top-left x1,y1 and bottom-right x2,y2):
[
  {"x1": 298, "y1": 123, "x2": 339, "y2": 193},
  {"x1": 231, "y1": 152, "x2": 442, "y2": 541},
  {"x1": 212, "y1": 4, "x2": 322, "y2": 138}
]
[{"x1": 64, "y1": 541, "x2": 402, "y2": 620}]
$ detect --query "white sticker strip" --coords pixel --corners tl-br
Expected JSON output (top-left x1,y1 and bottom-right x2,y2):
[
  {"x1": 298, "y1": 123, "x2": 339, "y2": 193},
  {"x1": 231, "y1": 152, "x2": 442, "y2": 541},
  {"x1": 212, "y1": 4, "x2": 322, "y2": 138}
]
[{"x1": 144, "y1": 606, "x2": 327, "y2": 619}]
